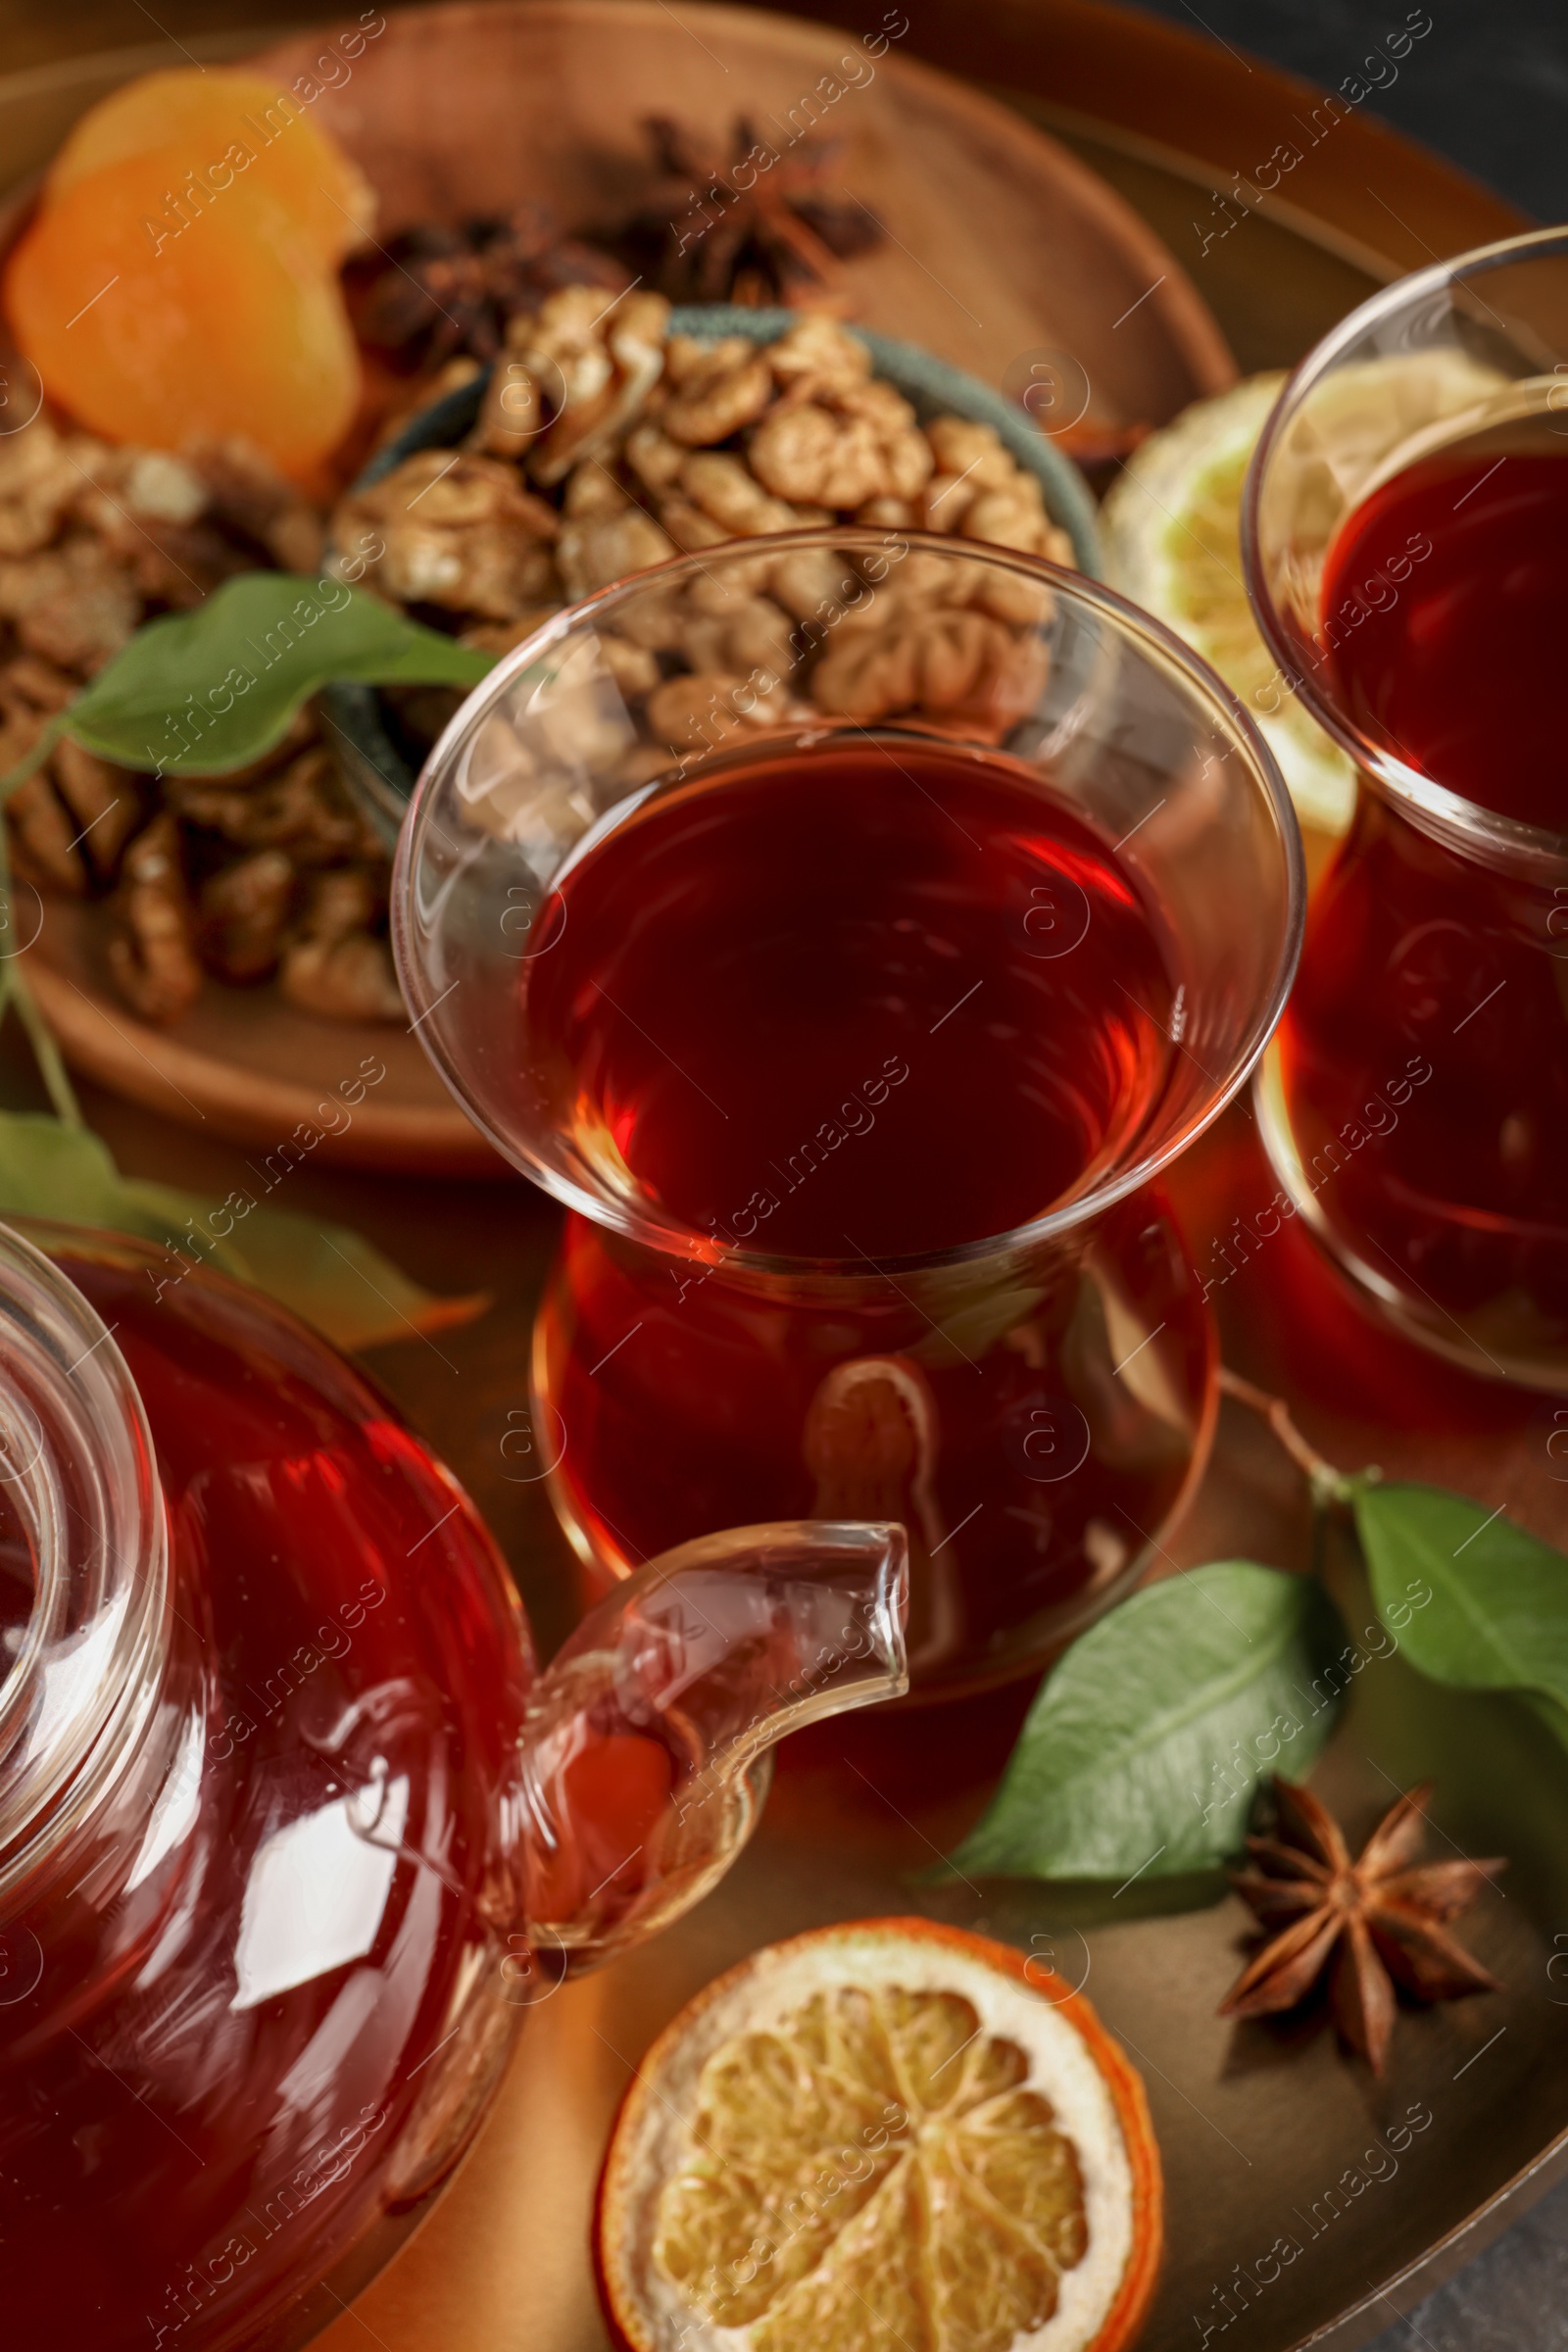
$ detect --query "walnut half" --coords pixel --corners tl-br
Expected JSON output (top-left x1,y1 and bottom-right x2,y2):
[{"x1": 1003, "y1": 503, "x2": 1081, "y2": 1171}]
[
  {"x1": 331, "y1": 451, "x2": 561, "y2": 621},
  {"x1": 198, "y1": 849, "x2": 296, "y2": 984},
  {"x1": 278, "y1": 867, "x2": 404, "y2": 1024},
  {"x1": 749, "y1": 377, "x2": 932, "y2": 511},
  {"x1": 811, "y1": 606, "x2": 1050, "y2": 728},
  {"x1": 106, "y1": 813, "x2": 202, "y2": 1024}
]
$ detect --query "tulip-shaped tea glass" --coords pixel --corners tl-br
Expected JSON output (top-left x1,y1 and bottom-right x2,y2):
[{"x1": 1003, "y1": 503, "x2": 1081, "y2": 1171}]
[
  {"x1": 396, "y1": 530, "x2": 1301, "y2": 1698},
  {"x1": 1246, "y1": 226, "x2": 1568, "y2": 1388}
]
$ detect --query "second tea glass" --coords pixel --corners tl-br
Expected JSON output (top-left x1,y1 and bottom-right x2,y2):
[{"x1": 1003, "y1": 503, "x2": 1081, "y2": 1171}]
[
  {"x1": 1246, "y1": 226, "x2": 1568, "y2": 1390},
  {"x1": 395, "y1": 530, "x2": 1301, "y2": 1698}
]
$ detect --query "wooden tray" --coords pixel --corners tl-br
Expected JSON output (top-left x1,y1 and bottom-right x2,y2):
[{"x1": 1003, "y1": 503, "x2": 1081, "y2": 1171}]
[
  {"x1": 4, "y1": 0, "x2": 1233, "y2": 1171},
  {"x1": 300, "y1": 1117, "x2": 1568, "y2": 2352},
  {"x1": 0, "y1": 9, "x2": 1552, "y2": 2352},
  {"x1": 287, "y1": 17, "x2": 1555, "y2": 2352}
]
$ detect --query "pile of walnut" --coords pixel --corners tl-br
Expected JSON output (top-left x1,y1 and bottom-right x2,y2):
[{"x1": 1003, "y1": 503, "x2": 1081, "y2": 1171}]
[
  {"x1": 332, "y1": 301, "x2": 1075, "y2": 741},
  {"x1": 0, "y1": 419, "x2": 401, "y2": 1027}
]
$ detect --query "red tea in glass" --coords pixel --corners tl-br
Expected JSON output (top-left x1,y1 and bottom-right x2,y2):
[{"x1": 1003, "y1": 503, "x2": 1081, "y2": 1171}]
[
  {"x1": 396, "y1": 530, "x2": 1302, "y2": 1697},
  {"x1": 528, "y1": 735, "x2": 1206, "y2": 1677},
  {"x1": 1248, "y1": 232, "x2": 1568, "y2": 1385}
]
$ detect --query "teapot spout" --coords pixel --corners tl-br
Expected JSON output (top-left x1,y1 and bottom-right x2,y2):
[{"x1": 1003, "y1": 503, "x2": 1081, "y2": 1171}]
[{"x1": 515, "y1": 1521, "x2": 907, "y2": 1972}]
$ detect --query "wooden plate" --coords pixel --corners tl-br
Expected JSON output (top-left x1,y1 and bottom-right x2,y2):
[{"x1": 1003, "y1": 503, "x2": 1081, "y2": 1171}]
[
  {"x1": 19, "y1": 903, "x2": 497, "y2": 1173},
  {"x1": 5, "y1": 0, "x2": 1233, "y2": 1172},
  {"x1": 252, "y1": 0, "x2": 1235, "y2": 418}
]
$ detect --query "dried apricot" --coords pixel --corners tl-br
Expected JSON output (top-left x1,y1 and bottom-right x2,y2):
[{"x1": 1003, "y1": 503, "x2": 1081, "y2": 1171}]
[
  {"x1": 5, "y1": 143, "x2": 361, "y2": 477},
  {"x1": 45, "y1": 67, "x2": 374, "y2": 264}
]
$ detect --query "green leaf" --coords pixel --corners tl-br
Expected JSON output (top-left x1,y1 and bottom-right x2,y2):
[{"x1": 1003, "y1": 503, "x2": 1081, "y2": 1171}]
[
  {"x1": 174, "y1": 1195, "x2": 487, "y2": 1351},
  {"x1": 940, "y1": 1564, "x2": 1347, "y2": 1883},
  {"x1": 58, "y1": 573, "x2": 493, "y2": 779},
  {"x1": 0, "y1": 1110, "x2": 486, "y2": 1351},
  {"x1": 1356, "y1": 1480, "x2": 1568, "y2": 1718}
]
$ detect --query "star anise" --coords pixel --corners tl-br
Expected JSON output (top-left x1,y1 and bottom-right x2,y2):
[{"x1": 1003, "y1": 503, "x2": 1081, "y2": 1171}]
[
  {"x1": 602, "y1": 115, "x2": 885, "y2": 309},
  {"x1": 344, "y1": 204, "x2": 632, "y2": 369},
  {"x1": 1219, "y1": 1778, "x2": 1505, "y2": 2073}
]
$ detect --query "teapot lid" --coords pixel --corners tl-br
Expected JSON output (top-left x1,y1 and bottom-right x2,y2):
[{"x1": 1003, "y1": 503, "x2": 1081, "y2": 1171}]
[{"x1": 0, "y1": 1223, "x2": 167, "y2": 1903}]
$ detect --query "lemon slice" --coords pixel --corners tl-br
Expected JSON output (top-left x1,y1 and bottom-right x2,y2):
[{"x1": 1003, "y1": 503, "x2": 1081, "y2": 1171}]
[
  {"x1": 1101, "y1": 373, "x2": 1358, "y2": 837},
  {"x1": 596, "y1": 1918, "x2": 1162, "y2": 2352},
  {"x1": 1102, "y1": 350, "x2": 1520, "y2": 841},
  {"x1": 1274, "y1": 345, "x2": 1519, "y2": 514}
]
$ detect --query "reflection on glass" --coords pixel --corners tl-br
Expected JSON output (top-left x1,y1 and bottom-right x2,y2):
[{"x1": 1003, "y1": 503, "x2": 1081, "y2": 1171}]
[{"x1": 232, "y1": 1775, "x2": 410, "y2": 2012}]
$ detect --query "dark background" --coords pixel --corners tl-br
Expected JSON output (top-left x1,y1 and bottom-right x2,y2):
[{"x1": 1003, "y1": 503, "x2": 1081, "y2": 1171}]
[
  {"x1": 1118, "y1": 9, "x2": 1568, "y2": 2338},
  {"x1": 1129, "y1": 13, "x2": 1568, "y2": 2346},
  {"x1": 1128, "y1": 0, "x2": 1568, "y2": 223}
]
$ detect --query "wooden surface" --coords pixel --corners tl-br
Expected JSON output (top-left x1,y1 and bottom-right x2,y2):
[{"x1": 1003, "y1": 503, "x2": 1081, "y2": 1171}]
[
  {"x1": 0, "y1": 0, "x2": 1528, "y2": 275},
  {"x1": 760, "y1": 0, "x2": 1528, "y2": 278},
  {"x1": 0, "y1": 8, "x2": 1554, "y2": 2352}
]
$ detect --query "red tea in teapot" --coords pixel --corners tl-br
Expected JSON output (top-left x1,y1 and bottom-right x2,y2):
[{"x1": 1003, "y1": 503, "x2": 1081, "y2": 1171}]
[
  {"x1": 0, "y1": 1231, "x2": 909, "y2": 2348},
  {"x1": 0, "y1": 1243, "x2": 529, "y2": 2351}
]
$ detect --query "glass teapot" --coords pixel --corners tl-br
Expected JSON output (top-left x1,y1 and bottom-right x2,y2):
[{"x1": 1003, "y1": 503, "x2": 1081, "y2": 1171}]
[{"x1": 0, "y1": 1222, "x2": 907, "y2": 2350}]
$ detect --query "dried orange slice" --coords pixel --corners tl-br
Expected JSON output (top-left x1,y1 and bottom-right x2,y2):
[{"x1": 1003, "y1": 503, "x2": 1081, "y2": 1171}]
[{"x1": 596, "y1": 1918, "x2": 1162, "y2": 2352}]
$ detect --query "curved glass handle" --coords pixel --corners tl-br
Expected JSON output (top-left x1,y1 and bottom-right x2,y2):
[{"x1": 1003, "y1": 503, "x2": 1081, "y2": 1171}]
[{"x1": 515, "y1": 1520, "x2": 907, "y2": 1972}]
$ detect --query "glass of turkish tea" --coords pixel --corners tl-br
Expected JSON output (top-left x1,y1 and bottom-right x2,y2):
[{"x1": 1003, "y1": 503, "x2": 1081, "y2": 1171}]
[
  {"x1": 395, "y1": 531, "x2": 1302, "y2": 1699},
  {"x1": 1246, "y1": 226, "x2": 1568, "y2": 1390}
]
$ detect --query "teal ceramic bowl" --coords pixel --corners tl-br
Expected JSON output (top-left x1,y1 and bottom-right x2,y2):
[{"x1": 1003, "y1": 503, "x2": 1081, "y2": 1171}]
[{"x1": 327, "y1": 305, "x2": 1102, "y2": 844}]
